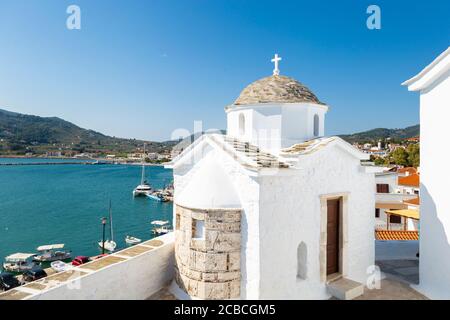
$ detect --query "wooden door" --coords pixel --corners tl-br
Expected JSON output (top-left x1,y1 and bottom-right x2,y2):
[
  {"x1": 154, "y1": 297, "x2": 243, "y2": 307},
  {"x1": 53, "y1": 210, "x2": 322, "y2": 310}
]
[{"x1": 327, "y1": 199, "x2": 340, "y2": 275}]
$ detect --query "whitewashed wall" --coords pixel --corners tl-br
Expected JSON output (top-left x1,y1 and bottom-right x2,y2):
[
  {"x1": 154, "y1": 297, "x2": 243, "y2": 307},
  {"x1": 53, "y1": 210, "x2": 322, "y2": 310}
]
[
  {"x1": 257, "y1": 145, "x2": 375, "y2": 299},
  {"x1": 27, "y1": 233, "x2": 174, "y2": 300},
  {"x1": 227, "y1": 103, "x2": 327, "y2": 154},
  {"x1": 417, "y1": 68, "x2": 450, "y2": 299},
  {"x1": 375, "y1": 173, "x2": 399, "y2": 193}
]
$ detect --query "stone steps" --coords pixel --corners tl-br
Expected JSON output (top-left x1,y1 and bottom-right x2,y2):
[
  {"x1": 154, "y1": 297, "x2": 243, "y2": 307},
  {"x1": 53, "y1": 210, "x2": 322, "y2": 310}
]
[{"x1": 327, "y1": 277, "x2": 364, "y2": 300}]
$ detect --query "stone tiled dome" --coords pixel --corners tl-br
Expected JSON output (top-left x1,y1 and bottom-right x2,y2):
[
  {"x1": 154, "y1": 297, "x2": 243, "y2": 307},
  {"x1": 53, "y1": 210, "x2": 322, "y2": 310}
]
[{"x1": 234, "y1": 75, "x2": 323, "y2": 105}]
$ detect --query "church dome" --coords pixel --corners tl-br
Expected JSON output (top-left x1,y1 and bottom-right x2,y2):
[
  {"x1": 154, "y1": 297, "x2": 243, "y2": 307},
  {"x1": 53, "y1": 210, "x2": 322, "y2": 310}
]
[{"x1": 234, "y1": 75, "x2": 323, "y2": 106}]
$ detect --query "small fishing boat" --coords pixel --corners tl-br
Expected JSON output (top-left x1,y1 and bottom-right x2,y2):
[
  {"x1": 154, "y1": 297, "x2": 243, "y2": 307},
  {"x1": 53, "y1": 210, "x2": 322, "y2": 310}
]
[
  {"x1": 98, "y1": 201, "x2": 117, "y2": 252},
  {"x1": 146, "y1": 192, "x2": 168, "y2": 202},
  {"x1": 125, "y1": 235, "x2": 142, "y2": 245},
  {"x1": 133, "y1": 143, "x2": 152, "y2": 197},
  {"x1": 50, "y1": 260, "x2": 69, "y2": 273},
  {"x1": 33, "y1": 244, "x2": 71, "y2": 262},
  {"x1": 3, "y1": 253, "x2": 37, "y2": 273},
  {"x1": 151, "y1": 220, "x2": 171, "y2": 235},
  {"x1": 99, "y1": 240, "x2": 117, "y2": 252}
]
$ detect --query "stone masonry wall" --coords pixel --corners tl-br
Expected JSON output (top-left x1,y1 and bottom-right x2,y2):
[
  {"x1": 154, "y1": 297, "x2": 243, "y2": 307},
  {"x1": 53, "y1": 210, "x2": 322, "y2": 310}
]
[{"x1": 174, "y1": 204, "x2": 241, "y2": 299}]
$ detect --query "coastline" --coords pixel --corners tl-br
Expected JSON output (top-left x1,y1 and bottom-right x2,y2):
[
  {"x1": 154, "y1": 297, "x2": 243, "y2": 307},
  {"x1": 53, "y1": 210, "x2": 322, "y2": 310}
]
[{"x1": 0, "y1": 156, "x2": 168, "y2": 167}]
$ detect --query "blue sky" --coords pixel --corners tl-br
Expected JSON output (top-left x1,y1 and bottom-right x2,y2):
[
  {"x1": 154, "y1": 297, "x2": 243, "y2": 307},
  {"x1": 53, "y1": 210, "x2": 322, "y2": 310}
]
[{"x1": 0, "y1": 0, "x2": 448, "y2": 141}]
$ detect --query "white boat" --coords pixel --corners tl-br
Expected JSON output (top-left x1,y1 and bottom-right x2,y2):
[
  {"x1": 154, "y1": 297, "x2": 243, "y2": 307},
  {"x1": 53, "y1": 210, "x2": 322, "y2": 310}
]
[
  {"x1": 33, "y1": 244, "x2": 71, "y2": 262},
  {"x1": 151, "y1": 220, "x2": 171, "y2": 235},
  {"x1": 3, "y1": 253, "x2": 37, "y2": 273},
  {"x1": 133, "y1": 183, "x2": 152, "y2": 197},
  {"x1": 50, "y1": 260, "x2": 69, "y2": 273},
  {"x1": 98, "y1": 240, "x2": 117, "y2": 252},
  {"x1": 146, "y1": 192, "x2": 166, "y2": 202},
  {"x1": 98, "y1": 201, "x2": 117, "y2": 252},
  {"x1": 125, "y1": 235, "x2": 142, "y2": 245},
  {"x1": 133, "y1": 143, "x2": 152, "y2": 197}
]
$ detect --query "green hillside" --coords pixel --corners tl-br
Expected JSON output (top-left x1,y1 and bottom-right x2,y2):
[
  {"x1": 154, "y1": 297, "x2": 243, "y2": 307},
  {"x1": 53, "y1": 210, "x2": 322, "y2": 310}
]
[
  {"x1": 0, "y1": 108, "x2": 174, "y2": 156},
  {"x1": 339, "y1": 124, "x2": 419, "y2": 144}
]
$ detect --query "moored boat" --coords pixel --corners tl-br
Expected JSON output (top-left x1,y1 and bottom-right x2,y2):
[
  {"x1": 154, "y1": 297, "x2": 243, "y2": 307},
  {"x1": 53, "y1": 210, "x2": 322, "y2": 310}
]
[
  {"x1": 33, "y1": 244, "x2": 71, "y2": 262},
  {"x1": 125, "y1": 235, "x2": 142, "y2": 245},
  {"x1": 50, "y1": 260, "x2": 69, "y2": 273},
  {"x1": 3, "y1": 253, "x2": 37, "y2": 273},
  {"x1": 146, "y1": 192, "x2": 168, "y2": 202},
  {"x1": 151, "y1": 220, "x2": 171, "y2": 235},
  {"x1": 98, "y1": 240, "x2": 117, "y2": 252},
  {"x1": 98, "y1": 201, "x2": 117, "y2": 252},
  {"x1": 133, "y1": 143, "x2": 152, "y2": 197}
]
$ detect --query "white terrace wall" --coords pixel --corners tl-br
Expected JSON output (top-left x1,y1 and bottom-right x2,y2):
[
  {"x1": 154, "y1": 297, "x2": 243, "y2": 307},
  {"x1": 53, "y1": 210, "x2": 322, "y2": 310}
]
[{"x1": 20, "y1": 233, "x2": 174, "y2": 300}]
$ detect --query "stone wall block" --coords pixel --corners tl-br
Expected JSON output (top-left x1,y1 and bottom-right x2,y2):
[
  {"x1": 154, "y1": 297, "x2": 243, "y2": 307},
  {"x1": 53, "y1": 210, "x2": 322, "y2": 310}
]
[
  {"x1": 227, "y1": 251, "x2": 240, "y2": 271},
  {"x1": 204, "y1": 252, "x2": 228, "y2": 272},
  {"x1": 213, "y1": 233, "x2": 241, "y2": 252},
  {"x1": 229, "y1": 279, "x2": 241, "y2": 298},
  {"x1": 217, "y1": 271, "x2": 240, "y2": 282},
  {"x1": 202, "y1": 272, "x2": 218, "y2": 282}
]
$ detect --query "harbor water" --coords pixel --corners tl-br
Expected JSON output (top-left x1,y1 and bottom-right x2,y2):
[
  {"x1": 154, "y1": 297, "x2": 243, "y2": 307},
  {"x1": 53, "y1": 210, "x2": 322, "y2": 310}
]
[{"x1": 0, "y1": 158, "x2": 173, "y2": 264}]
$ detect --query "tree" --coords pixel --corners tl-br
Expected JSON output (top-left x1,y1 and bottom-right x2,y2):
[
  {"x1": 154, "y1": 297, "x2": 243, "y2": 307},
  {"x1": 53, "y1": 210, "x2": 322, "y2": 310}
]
[
  {"x1": 390, "y1": 148, "x2": 409, "y2": 166},
  {"x1": 407, "y1": 144, "x2": 420, "y2": 167},
  {"x1": 374, "y1": 157, "x2": 387, "y2": 166}
]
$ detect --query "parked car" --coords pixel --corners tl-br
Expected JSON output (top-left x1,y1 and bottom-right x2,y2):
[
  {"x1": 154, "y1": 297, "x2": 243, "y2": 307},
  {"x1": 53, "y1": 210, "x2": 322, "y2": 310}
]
[
  {"x1": 71, "y1": 256, "x2": 90, "y2": 266},
  {"x1": 89, "y1": 254, "x2": 108, "y2": 261},
  {"x1": 22, "y1": 266, "x2": 47, "y2": 282},
  {"x1": 0, "y1": 272, "x2": 21, "y2": 291}
]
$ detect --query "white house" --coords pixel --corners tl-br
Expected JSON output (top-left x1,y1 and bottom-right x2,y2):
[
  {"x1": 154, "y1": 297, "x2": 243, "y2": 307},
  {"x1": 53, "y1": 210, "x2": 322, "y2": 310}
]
[
  {"x1": 403, "y1": 46, "x2": 450, "y2": 299},
  {"x1": 166, "y1": 55, "x2": 375, "y2": 300},
  {"x1": 375, "y1": 171, "x2": 417, "y2": 230}
]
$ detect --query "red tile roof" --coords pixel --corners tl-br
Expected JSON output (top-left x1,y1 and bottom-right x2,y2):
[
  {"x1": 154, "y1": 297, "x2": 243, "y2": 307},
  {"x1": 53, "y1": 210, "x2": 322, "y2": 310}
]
[
  {"x1": 398, "y1": 173, "x2": 420, "y2": 187},
  {"x1": 398, "y1": 167, "x2": 417, "y2": 175},
  {"x1": 404, "y1": 197, "x2": 420, "y2": 206},
  {"x1": 375, "y1": 230, "x2": 419, "y2": 241}
]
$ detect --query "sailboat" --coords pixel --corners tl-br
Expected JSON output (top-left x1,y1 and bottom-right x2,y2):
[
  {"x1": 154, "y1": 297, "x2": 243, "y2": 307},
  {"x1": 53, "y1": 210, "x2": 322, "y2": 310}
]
[
  {"x1": 98, "y1": 201, "x2": 117, "y2": 252},
  {"x1": 133, "y1": 143, "x2": 152, "y2": 197}
]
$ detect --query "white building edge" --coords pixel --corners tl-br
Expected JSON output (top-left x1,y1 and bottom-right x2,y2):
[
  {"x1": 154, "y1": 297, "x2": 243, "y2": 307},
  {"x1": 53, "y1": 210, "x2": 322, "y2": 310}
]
[{"x1": 402, "y1": 46, "x2": 450, "y2": 299}]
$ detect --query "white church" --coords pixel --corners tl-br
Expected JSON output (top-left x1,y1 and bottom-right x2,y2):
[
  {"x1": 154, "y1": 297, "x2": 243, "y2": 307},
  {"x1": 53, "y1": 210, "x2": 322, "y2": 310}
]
[{"x1": 166, "y1": 55, "x2": 375, "y2": 300}]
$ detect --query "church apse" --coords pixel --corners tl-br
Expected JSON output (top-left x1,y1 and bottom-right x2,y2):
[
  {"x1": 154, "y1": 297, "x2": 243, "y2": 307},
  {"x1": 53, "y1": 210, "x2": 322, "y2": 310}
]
[{"x1": 174, "y1": 204, "x2": 241, "y2": 299}]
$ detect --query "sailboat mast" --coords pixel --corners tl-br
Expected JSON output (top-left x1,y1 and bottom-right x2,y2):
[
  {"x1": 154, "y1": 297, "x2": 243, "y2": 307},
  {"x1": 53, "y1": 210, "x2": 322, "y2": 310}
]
[
  {"x1": 141, "y1": 143, "x2": 146, "y2": 185},
  {"x1": 109, "y1": 200, "x2": 114, "y2": 241}
]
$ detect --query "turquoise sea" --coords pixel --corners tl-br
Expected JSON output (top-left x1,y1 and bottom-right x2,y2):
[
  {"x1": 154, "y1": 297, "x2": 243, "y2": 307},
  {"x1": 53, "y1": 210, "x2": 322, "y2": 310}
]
[{"x1": 0, "y1": 158, "x2": 173, "y2": 264}]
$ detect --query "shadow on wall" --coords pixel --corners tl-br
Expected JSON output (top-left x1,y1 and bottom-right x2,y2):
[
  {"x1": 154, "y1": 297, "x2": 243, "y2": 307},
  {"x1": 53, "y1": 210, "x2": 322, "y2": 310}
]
[{"x1": 417, "y1": 184, "x2": 450, "y2": 299}]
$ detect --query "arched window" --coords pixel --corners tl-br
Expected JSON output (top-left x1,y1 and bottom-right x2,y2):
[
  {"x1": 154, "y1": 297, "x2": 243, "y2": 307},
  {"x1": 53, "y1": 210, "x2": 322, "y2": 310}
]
[
  {"x1": 239, "y1": 113, "x2": 245, "y2": 136},
  {"x1": 297, "y1": 242, "x2": 307, "y2": 280},
  {"x1": 313, "y1": 114, "x2": 320, "y2": 137}
]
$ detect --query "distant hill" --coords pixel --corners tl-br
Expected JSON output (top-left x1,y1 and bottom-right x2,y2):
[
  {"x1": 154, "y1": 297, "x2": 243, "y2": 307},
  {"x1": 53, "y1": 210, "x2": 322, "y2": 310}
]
[
  {"x1": 0, "y1": 108, "x2": 173, "y2": 155},
  {"x1": 339, "y1": 124, "x2": 419, "y2": 144},
  {"x1": 0, "y1": 107, "x2": 420, "y2": 156}
]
